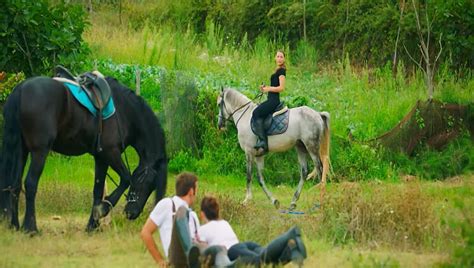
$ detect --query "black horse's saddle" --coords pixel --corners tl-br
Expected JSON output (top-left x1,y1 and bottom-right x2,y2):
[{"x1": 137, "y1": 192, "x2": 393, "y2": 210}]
[
  {"x1": 54, "y1": 65, "x2": 112, "y2": 110},
  {"x1": 251, "y1": 102, "x2": 290, "y2": 136}
]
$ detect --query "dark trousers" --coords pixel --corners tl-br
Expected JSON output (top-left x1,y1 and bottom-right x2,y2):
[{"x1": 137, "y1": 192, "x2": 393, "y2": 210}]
[
  {"x1": 253, "y1": 98, "x2": 280, "y2": 119},
  {"x1": 228, "y1": 231, "x2": 293, "y2": 265},
  {"x1": 228, "y1": 241, "x2": 263, "y2": 264}
]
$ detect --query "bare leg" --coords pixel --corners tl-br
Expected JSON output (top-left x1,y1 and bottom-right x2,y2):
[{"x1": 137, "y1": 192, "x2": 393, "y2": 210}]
[{"x1": 255, "y1": 157, "x2": 279, "y2": 208}]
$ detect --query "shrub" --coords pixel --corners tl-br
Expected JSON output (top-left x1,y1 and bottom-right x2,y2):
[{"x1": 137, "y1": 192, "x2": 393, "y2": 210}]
[
  {"x1": 0, "y1": 0, "x2": 89, "y2": 76},
  {"x1": 0, "y1": 72, "x2": 25, "y2": 103}
]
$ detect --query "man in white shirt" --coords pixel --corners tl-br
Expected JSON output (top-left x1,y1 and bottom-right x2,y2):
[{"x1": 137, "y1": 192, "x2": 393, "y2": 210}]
[{"x1": 141, "y1": 172, "x2": 200, "y2": 266}]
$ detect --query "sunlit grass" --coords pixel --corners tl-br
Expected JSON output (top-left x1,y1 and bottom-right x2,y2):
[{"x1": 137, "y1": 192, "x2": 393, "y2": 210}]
[{"x1": 2, "y1": 153, "x2": 471, "y2": 267}]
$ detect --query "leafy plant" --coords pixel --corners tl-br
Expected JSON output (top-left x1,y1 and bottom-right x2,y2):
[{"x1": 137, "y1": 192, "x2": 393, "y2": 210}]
[
  {"x1": 0, "y1": 72, "x2": 25, "y2": 102},
  {"x1": 0, "y1": 0, "x2": 90, "y2": 76}
]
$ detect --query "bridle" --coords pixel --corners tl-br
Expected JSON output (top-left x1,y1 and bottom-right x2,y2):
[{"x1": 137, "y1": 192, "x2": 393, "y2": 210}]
[
  {"x1": 219, "y1": 91, "x2": 262, "y2": 127},
  {"x1": 126, "y1": 165, "x2": 157, "y2": 203}
]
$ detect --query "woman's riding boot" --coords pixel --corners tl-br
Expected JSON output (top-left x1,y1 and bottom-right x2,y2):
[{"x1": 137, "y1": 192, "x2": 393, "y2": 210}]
[{"x1": 254, "y1": 118, "x2": 268, "y2": 156}]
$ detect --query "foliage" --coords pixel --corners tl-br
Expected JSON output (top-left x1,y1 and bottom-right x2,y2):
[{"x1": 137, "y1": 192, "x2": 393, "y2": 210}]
[
  {"x1": 0, "y1": 72, "x2": 25, "y2": 103},
  {"x1": 99, "y1": 0, "x2": 474, "y2": 70},
  {"x1": 83, "y1": 58, "x2": 472, "y2": 182},
  {"x1": 0, "y1": 0, "x2": 90, "y2": 76},
  {"x1": 388, "y1": 135, "x2": 473, "y2": 179}
]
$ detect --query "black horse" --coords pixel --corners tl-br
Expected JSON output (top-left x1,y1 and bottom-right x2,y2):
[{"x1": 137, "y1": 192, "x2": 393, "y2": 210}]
[{"x1": 0, "y1": 76, "x2": 167, "y2": 232}]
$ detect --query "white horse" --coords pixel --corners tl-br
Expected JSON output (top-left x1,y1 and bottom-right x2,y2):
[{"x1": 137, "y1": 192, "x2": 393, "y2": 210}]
[{"x1": 217, "y1": 88, "x2": 330, "y2": 210}]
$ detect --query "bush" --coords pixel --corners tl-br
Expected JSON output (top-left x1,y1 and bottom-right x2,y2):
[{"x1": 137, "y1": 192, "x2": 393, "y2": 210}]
[
  {"x1": 86, "y1": 60, "x2": 472, "y2": 183},
  {"x1": 0, "y1": 72, "x2": 25, "y2": 103},
  {"x1": 0, "y1": 0, "x2": 90, "y2": 76}
]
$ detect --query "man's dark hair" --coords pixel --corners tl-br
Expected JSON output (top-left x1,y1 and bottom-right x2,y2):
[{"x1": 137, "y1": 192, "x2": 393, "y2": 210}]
[
  {"x1": 201, "y1": 196, "x2": 219, "y2": 221},
  {"x1": 175, "y1": 172, "x2": 198, "y2": 197}
]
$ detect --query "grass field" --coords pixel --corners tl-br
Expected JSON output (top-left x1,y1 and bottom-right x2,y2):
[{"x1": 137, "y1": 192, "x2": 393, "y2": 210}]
[{"x1": 0, "y1": 154, "x2": 472, "y2": 267}]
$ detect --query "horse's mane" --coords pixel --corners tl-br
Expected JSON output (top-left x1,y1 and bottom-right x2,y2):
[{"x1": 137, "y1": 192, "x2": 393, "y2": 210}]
[
  {"x1": 224, "y1": 88, "x2": 254, "y2": 108},
  {"x1": 106, "y1": 77, "x2": 166, "y2": 159}
]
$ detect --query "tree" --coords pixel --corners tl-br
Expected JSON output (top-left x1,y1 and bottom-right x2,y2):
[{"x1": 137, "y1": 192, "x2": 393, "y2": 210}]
[
  {"x1": 403, "y1": 0, "x2": 443, "y2": 100},
  {"x1": 392, "y1": 0, "x2": 406, "y2": 75},
  {"x1": 0, "y1": 0, "x2": 89, "y2": 76}
]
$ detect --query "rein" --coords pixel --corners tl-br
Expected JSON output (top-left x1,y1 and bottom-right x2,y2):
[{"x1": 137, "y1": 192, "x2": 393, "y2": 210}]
[{"x1": 220, "y1": 91, "x2": 263, "y2": 127}]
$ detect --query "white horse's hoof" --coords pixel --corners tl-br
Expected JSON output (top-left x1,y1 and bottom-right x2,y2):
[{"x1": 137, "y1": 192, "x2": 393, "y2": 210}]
[
  {"x1": 273, "y1": 199, "x2": 280, "y2": 209},
  {"x1": 289, "y1": 203, "x2": 297, "y2": 211}
]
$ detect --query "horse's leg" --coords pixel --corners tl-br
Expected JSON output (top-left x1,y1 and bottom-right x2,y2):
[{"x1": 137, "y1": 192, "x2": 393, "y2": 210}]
[
  {"x1": 307, "y1": 143, "x2": 329, "y2": 209},
  {"x1": 11, "y1": 148, "x2": 28, "y2": 230},
  {"x1": 22, "y1": 149, "x2": 48, "y2": 233},
  {"x1": 290, "y1": 142, "x2": 309, "y2": 211},
  {"x1": 243, "y1": 153, "x2": 253, "y2": 204},
  {"x1": 86, "y1": 156, "x2": 108, "y2": 232},
  {"x1": 255, "y1": 157, "x2": 279, "y2": 208},
  {"x1": 96, "y1": 149, "x2": 131, "y2": 218}
]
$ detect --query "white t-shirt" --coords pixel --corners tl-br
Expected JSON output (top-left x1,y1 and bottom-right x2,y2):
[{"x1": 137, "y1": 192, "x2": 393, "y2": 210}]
[
  {"x1": 199, "y1": 220, "x2": 239, "y2": 250},
  {"x1": 149, "y1": 196, "x2": 200, "y2": 257}
]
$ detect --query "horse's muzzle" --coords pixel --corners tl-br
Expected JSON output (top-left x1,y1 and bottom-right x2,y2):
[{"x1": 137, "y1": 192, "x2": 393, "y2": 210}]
[{"x1": 124, "y1": 207, "x2": 141, "y2": 220}]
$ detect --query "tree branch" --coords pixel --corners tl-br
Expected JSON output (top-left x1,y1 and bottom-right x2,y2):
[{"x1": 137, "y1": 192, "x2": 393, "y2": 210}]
[
  {"x1": 404, "y1": 43, "x2": 425, "y2": 73},
  {"x1": 434, "y1": 33, "x2": 443, "y2": 66}
]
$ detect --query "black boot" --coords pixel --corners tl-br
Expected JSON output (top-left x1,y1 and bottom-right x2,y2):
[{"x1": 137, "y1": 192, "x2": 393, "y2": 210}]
[
  {"x1": 259, "y1": 226, "x2": 307, "y2": 266},
  {"x1": 254, "y1": 118, "x2": 268, "y2": 156}
]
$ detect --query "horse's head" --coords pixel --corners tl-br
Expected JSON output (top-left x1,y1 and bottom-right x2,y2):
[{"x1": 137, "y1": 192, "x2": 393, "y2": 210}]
[
  {"x1": 217, "y1": 88, "x2": 229, "y2": 130},
  {"x1": 124, "y1": 159, "x2": 167, "y2": 220}
]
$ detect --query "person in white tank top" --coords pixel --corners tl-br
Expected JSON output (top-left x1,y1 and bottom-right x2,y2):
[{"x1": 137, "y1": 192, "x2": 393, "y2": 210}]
[
  {"x1": 198, "y1": 197, "x2": 239, "y2": 250},
  {"x1": 198, "y1": 196, "x2": 308, "y2": 266}
]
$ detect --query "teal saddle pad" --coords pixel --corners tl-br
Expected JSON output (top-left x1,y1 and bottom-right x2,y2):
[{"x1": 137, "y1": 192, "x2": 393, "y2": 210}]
[{"x1": 63, "y1": 82, "x2": 115, "y2": 119}]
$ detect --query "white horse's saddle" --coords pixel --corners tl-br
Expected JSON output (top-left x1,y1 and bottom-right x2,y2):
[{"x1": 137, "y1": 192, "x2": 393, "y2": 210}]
[{"x1": 251, "y1": 104, "x2": 290, "y2": 136}]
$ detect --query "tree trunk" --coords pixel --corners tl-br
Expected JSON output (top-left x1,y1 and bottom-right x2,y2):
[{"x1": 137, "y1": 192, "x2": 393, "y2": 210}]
[
  {"x1": 392, "y1": 0, "x2": 405, "y2": 76},
  {"x1": 303, "y1": 0, "x2": 307, "y2": 41}
]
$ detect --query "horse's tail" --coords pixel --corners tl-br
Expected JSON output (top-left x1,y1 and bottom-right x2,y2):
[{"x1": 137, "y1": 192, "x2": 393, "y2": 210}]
[
  {"x1": 319, "y1": 112, "x2": 331, "y2": 169},
  {"x1": 306, "y1": 111, "x2": 331, "y2": 181},
  {"x1": 0, "y1": 83, "x2": 24, "y2": 221}
]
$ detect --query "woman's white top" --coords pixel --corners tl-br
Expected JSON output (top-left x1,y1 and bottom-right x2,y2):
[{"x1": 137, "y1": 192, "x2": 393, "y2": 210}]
[{"x1": 199, "y1": 219, "x2": 239, "y2": 250}]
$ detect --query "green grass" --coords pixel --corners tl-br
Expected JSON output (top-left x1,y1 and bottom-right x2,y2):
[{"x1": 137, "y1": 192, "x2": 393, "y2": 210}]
[{"x1": 1, "y1": 154, "x2": 472, "y2": 267}]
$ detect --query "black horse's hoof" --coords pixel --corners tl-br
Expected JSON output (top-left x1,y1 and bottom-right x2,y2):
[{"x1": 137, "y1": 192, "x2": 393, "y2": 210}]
[
  {"x1": 92, "y1": 201, "x2": 112, "y2": 221},
  {"x1": 86, "y1": 222, "x2": 100, "y2": 233},
  {"x1": 21, "y1": 226, "x2": 39, "y2": 236}
]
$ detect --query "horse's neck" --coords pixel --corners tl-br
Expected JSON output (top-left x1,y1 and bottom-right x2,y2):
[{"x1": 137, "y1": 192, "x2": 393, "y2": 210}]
[
  {"x1": 225, "y1": 90, "x2": 255, "y2": 113},
  {"x1": 125, "y1": 103, "x2": 165, "y2": 164},
  {"x1": 225, "y1": 90, "x2": 255, "y2": 125}
]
